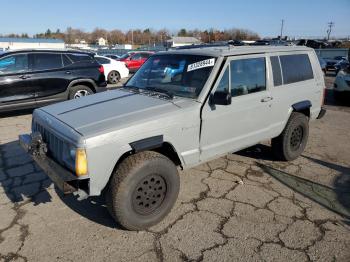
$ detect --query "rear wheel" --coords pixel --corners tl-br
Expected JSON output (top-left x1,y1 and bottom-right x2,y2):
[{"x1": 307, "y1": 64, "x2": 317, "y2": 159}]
[
  {"x1": 272, "y1": 112, "x2": 309, "y2": 161},
  {"x1": 69, "y1": 85, "x2": 93, "y2": 100},
  {"x1": 108, "y1": 71, "x2": 120, "y2": 84},
  {"x1": 106, "y1": 151, "x2": 180, "y2": 230}
]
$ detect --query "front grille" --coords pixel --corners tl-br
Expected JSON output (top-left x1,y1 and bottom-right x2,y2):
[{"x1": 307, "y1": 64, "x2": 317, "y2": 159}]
[{"x1": 33, "y1": 121, "x2": 66, "y2": 165}]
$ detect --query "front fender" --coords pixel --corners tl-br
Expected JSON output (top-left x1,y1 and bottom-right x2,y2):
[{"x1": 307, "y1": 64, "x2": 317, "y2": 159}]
[{"x1": 86, "y1": 142, "x2": 132, "y2": 196}]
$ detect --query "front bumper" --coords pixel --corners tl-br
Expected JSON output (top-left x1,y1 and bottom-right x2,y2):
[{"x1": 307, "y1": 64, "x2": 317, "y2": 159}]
[{"x1": 19, "y1": 133, "x2": 79, "y2": 194}]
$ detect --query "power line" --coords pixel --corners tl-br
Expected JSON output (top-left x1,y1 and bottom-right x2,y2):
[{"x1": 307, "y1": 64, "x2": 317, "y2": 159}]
[{"x1": 327, "y1": 22, "x2": 334, "y2": 40}]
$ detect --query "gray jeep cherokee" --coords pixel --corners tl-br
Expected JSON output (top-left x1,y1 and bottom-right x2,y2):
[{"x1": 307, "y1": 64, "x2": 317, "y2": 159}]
[{"x1": 19, "y1": 46, "x2": 326, "y2": 230}]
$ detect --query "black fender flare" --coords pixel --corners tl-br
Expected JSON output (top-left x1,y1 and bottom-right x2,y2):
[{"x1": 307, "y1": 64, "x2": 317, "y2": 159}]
[
  {"x1": 130, "y1": 135, "x2": 164, "y2": 152},
  {"x1": 292, "y1": 100, "x2": 312, "y2": 111}
]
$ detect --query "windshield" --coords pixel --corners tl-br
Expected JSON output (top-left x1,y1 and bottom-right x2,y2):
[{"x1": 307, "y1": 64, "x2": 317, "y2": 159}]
[{"x1": 125, "y1": 54, "x2": 216, "y2": 99}]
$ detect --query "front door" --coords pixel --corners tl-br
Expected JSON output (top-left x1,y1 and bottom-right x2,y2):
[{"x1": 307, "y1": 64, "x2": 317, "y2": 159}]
[
  {"x1": 200, "y1": 54, "x2": 274, "y2": 161},
  {"x1": 0, "y1": 53, "x2": 34, "y2": 105}
]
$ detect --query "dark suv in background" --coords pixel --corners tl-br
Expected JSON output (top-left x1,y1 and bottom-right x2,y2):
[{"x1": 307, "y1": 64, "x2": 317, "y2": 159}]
[{"x1": 0, "y1": 49, "x2": 107, "y2": 113}]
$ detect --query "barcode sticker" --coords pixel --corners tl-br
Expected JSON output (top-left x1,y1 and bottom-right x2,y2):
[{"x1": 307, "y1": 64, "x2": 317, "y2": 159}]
[{"x1": 187, "y1": 58, "x2": 215, "y2": 72}]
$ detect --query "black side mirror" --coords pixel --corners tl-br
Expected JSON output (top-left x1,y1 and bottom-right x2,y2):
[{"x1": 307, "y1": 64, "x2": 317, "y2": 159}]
[{"x1": 210, "y1": 91, "x2": 232, "y2": 106}]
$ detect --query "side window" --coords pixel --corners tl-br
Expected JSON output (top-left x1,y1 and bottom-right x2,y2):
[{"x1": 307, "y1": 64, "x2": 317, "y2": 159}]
[
  {"x1": 216, "y1": 67, "x2": 229, "y2": 92},
  {"x1": 32, "y1": 53, "x2": 63, "y2": 71},
  {"x1": 230, "y1": 57, "x2": 266, "y2": 97},
  {"x1": 96, "y1": 57, "x2": 110, "y2": 64},
  {"x1": 279, "y1": 54, "x2": 313, "y2": 84},
  {"x1": 270, "y1": 56, "x2": 282, "y2": 86},
  {"x1": 62, "y1": 54, "x2": 73, "y2": 67},
  {"x1": 0, "y1": 54, "x2": 28, "y2": 75},
  {"x1": 67, "y1": 53, "x2": 93, "y2": 62},
  {"x1": 132, "y1": 53, "x2": 142, "y2": 60}
]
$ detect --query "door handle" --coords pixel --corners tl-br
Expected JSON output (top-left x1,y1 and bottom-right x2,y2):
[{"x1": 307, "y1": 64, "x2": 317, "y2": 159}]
[
  {"x1": 261, "y1": 96, "x2": 273, "y2": 102},
  {"x1": 65, "y1": 71, "x2": 71, "y2": 74}
]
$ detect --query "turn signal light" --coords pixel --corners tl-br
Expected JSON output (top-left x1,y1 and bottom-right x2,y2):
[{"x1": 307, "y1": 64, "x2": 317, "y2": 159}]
[{"x1": 75, "y1": 149, "x2": 88, "y2": 176}]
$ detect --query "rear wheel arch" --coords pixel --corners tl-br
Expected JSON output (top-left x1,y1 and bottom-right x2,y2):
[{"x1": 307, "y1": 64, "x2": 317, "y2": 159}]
[{"x1": 68, "y1": 80, "x2": 97, "y2": 94}]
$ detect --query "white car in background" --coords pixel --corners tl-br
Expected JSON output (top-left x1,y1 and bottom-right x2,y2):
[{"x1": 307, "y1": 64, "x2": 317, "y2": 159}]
[{"x1": 95, "y1": 55, "x2": 129, "y2": 84}]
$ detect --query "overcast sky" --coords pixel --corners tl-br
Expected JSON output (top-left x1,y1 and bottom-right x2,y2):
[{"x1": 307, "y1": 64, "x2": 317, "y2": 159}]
[{"x1": 1, "y1": 0, "x2": 349, "y2": 38}]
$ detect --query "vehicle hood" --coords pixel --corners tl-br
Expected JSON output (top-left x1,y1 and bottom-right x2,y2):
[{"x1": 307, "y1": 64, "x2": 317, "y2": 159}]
[{"x1": 39, "y1": 89, "x2": 195, "y2": 137}]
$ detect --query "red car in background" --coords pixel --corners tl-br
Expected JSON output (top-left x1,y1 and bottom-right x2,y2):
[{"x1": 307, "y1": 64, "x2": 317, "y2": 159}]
[{"x1": 117, "y1": 51, "x2": 154, "y2": 72}]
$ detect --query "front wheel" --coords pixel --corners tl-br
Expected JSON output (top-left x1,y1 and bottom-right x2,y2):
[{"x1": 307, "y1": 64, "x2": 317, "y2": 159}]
[
  {"x1": 106, "y1": 151, "x2": 180, "y2": 230},
  {"x1": 272, "y1": 112, "x2": 309, "y2": 161}
]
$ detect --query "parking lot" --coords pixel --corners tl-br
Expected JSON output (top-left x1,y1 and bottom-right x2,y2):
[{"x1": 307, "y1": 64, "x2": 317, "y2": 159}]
[{"x1": 0, "y1": 75, "x2": 349, "y2": 262}]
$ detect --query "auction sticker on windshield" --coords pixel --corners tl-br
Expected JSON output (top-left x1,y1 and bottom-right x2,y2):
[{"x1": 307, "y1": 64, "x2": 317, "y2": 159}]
[{"x1": 187, "y1": 58, "x2": 215, "y2": 72}]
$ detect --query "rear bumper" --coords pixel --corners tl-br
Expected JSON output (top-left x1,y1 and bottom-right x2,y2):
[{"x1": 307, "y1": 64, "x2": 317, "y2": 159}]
[
  {"x1": 19, "y1": 133, "x2": 79, "y2": 194},
  {"x1": 317, "y1": 107, "x2": 326, "y2": 119}
]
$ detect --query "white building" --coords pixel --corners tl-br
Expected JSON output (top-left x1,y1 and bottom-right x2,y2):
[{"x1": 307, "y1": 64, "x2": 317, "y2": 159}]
[
  {"x1": 0, "y1": 37, "x2": 65, "y2": 50},
  {"x1": 113, "y1": 44, "x2": 133, "y2": 50},
  {"x1": 97, "y1": 37, "x2": 107, "y2": 46},
  {"x1": 167, "y1": 36, "x2": 201, "y2": 47}
]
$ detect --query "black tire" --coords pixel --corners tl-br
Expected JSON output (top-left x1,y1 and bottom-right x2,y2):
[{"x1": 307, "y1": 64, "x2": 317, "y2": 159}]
[
  {"x1": 106, "y1": 151, "x2": 180, "y2": 230},
  {"x1": 69, "y1": 85, "x2": 93, "y2": 100},
  {"x1": 271, "y1": 112, "x2": 309, "y2": 161}
]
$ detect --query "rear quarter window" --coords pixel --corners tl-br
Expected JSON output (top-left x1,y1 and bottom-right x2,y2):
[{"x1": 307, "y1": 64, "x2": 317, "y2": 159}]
[
  {"x1": 279, "y1": 54, "x2": 314, "y2": 84},
  {"x1": 96, "y1": 57, "x2": 110, "y2": 64},
  {"x1": 67, "y1": 53, "x2": 93, "y2": 63}
]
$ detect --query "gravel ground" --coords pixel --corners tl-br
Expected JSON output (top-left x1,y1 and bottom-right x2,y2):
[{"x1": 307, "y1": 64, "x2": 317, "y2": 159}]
[{"x1": 0, "y1": 76, "x2": 349, "y2": 262}]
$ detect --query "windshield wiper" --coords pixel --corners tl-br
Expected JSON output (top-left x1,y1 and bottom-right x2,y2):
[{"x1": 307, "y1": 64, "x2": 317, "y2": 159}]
[{"x1": 144, "y1": 86, "x2": 174, "y2": 99}]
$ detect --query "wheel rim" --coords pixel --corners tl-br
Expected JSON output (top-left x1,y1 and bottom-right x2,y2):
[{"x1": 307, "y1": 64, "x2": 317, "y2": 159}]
[
  {"x1": 290, "y1": 125, "x2": 303, "y2": 151},
  {"x1": 73, "y1": 90, "x2": 90, "y2": 99},
  {"x1": 109, "y1": 71, "x2": 120, "y2": 84},
  {"x1": 132, "y1": 174, "x2": 167, "y2": 215}
]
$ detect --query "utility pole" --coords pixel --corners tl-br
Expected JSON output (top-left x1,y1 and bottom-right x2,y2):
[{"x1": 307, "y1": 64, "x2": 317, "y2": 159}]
[
  {"x1": 131, "y1": 30, "x2": 134, "y2": 45},
  {"x1": 327, "y1": 22, "x2": 334, "y2": 40},
  {"x1": 280, "y1": 19, "x2": 284, "y2": 39}
]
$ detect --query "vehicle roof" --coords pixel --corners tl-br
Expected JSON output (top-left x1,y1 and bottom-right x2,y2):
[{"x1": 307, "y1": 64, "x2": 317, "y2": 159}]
[
  {"x1": 158, "y1": 45, "x2": 313, "y2": 57},
  {"x1": 0, "y1": 49, "x2": 94, "y2": 57}
]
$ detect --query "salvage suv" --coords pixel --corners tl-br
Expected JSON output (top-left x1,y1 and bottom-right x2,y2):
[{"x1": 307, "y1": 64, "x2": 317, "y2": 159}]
[{"x1": 19, "y1": 46, "x2": 326, "y2": 230}]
